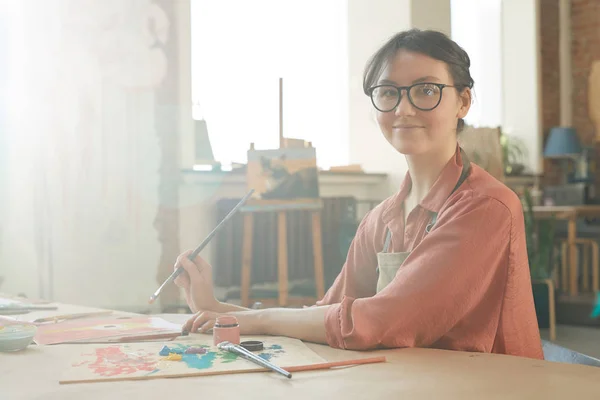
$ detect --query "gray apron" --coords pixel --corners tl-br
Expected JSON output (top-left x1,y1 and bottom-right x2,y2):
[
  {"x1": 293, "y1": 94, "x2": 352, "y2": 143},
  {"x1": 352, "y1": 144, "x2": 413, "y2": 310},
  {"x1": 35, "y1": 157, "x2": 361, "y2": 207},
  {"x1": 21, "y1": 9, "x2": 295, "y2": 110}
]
[{"x1": 376, "y1": 150, "x2": 472, "y2": 293}]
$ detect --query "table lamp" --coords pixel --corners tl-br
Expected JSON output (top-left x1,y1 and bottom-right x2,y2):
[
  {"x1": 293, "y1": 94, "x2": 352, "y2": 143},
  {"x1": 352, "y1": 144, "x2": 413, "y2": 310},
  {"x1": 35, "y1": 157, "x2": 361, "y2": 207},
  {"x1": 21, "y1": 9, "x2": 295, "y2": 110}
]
[{"x1": 544, "y1": 126, "x2": 582, "y2": 183}]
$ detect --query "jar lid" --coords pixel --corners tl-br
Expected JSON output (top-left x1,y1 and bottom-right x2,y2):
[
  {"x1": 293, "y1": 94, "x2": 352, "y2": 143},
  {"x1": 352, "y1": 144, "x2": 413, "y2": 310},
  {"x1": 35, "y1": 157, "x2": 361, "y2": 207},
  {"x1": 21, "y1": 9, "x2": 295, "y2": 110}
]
[
  {"x1": 240, "y1": 340, "x2": 263, "y2": 352},
  {"x1": 215, "y1": 315, "x2": 239, "y2": 327}
]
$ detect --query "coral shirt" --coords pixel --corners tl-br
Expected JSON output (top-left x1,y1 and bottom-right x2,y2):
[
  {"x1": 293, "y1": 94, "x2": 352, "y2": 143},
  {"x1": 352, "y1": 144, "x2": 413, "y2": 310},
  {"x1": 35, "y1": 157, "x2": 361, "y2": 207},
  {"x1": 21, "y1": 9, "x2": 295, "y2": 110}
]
[{"x1": 317, "y1": 148, "x2": 544, "y2": 359}]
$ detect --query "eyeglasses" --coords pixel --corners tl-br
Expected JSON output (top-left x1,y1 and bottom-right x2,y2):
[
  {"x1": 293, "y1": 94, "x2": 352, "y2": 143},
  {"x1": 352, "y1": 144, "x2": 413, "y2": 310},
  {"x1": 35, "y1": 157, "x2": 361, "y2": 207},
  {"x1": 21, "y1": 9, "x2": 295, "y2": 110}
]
[{"x1": 367, "y1": 82, "x2": 458, "y2": 112}]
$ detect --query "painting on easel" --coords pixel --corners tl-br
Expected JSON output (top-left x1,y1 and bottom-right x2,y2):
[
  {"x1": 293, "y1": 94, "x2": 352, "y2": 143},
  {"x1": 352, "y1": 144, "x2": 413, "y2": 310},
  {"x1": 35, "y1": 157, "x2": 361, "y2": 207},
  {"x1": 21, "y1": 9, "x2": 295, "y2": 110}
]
[{"x1": 247, "y1": 144, "x2": 319, "y2": 200}]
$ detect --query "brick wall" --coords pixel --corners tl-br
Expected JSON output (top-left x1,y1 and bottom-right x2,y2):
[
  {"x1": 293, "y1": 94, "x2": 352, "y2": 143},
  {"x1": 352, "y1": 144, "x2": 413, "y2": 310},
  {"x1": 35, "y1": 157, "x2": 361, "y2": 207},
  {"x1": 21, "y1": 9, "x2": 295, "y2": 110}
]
[
  {"x1": 540, "y1": 0, "x2": 561, "y2": 185},
  {"x1": 572, "y1": 0, "x2": 600, "y2": 143},
  {"x1": 572, "y1": 0, "x2": 600, "y2": 190},
  {"x1": 541, "y1": 0, "x2": 560, "y2": 133},
  {"x1": 540, "y1": 0, "x2": 600, "y2": 186}
]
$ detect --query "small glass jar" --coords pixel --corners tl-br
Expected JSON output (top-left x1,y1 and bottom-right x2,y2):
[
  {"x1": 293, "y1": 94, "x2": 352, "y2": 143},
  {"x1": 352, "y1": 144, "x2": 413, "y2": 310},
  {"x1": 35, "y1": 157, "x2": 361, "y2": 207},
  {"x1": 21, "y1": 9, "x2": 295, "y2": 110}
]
[{"x1": 213, "y1": 315, "x2": 240, "y2": 346}]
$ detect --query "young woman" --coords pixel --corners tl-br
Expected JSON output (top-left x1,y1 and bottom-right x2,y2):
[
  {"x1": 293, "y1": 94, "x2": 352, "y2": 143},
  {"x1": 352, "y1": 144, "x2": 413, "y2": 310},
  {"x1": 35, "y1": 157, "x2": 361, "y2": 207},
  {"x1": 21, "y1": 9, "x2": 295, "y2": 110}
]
[{"x1": 175, "y1": 29, "x2": 544, "y2": 360}]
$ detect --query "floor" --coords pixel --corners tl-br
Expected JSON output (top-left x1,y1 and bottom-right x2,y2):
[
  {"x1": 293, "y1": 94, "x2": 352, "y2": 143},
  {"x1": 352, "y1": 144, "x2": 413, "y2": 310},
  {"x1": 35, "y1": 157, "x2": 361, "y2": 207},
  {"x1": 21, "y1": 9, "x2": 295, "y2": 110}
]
[{"x1": 541, "y1": 325, "x2": 600, "y2": 358}]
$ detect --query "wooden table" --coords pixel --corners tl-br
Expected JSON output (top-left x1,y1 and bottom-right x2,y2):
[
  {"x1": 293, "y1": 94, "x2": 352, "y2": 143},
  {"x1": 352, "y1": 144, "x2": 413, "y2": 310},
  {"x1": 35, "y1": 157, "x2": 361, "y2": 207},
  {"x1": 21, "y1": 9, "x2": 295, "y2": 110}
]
[
  {"x1": 533, "y1": 205, "x2": 600, "y2": 296},
  {"x1": 2, "y1": 305, "x2": 600, "y2": 399}
]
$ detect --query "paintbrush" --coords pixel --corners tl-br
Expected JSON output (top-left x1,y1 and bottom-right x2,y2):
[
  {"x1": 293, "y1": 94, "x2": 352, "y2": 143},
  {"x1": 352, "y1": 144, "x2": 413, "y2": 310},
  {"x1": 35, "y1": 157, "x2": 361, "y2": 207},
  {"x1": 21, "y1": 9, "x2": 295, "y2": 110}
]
[
  {"x1": 32, "y1": 310, "x2": 113, "y2": 324},
  {"x1": 218, "y1": 341, "x2": 292, "y2": 378},
  {"x1": 148, "y1": 189, "x2": 255, "y2": 304}
]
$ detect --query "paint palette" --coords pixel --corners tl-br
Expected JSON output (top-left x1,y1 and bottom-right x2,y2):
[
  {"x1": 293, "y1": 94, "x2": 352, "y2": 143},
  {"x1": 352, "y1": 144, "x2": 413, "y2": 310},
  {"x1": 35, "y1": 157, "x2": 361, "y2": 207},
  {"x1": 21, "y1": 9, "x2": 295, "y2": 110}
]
[{"x1": 0, "y1": 323, "x2": 37, "y2": 352}]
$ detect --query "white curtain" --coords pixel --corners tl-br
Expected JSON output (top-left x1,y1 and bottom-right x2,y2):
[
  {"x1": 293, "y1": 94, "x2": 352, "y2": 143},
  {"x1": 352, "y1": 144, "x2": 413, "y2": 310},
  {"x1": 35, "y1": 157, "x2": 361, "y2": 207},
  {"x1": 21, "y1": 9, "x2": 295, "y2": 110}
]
[
  {"x1": 451, "y1": 0, "x2": 503, "y2": 128},
  {"x1": 190, "y1": 0, "x2": 348, "y2": 169},
  {"x1": 1, "y1": 0, "x2": 164, "y2": 309}
]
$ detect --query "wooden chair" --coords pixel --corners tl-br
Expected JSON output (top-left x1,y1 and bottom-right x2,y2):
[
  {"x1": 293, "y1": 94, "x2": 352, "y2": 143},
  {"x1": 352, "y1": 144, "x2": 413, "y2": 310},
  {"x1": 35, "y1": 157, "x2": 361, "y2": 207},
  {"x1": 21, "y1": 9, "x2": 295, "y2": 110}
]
[
  {"x1": 557, "y1": 238, "x2": 599, "y2": 293},
  {"x1": 239, "y1": 199, "x2": 325, "y2": 308},
  {"x1": 532, "y1": 278, "x2": 557, "y2": 341},
  {"x1": 457, "y1": 125, "x2": 505, "y2": 182}
]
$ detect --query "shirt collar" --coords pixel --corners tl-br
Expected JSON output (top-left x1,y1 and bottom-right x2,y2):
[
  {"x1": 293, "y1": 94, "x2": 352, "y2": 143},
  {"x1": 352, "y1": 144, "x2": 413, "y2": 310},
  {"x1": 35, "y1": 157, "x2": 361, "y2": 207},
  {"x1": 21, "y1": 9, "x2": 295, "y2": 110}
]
[{"x1": 420, "y1": 144, "x2": 466, "y2": 213}]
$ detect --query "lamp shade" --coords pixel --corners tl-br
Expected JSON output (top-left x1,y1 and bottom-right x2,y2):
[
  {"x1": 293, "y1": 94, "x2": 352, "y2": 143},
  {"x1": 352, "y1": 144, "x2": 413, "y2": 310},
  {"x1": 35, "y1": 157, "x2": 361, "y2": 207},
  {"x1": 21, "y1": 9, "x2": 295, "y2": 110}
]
[{"x1": 544, "y1": 127, "x2": 582, "y2": 158}]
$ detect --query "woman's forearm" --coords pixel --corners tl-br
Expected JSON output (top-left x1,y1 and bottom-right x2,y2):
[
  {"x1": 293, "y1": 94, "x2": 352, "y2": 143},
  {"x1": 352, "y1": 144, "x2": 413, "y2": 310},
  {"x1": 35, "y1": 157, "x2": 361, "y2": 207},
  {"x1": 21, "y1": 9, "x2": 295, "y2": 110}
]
[
  {"x1": 215, "y1": 301, "x2": 251, "y2": 313},
  {"x1": 232, "y1": 305, "x2": 333, "y2": 345}
]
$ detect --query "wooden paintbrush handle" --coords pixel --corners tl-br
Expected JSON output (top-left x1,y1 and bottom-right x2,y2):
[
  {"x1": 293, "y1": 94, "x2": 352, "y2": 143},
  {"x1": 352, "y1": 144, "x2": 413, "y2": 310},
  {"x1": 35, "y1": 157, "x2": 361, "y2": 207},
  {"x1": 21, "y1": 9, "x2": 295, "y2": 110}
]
[{"x1": 285, "y1": 356, "x2": 386, "y2": 372}]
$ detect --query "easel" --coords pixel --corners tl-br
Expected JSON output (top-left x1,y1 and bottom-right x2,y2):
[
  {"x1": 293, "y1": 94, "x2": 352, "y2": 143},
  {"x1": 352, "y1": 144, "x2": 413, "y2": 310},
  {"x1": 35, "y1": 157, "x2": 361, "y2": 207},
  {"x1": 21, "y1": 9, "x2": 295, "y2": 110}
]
[
  {"x1": 240, "y1": 78, "x2": 325, "y2": 308},
  {"x1": 239, "y1": 198, "x2": 325, "y2": 308}
]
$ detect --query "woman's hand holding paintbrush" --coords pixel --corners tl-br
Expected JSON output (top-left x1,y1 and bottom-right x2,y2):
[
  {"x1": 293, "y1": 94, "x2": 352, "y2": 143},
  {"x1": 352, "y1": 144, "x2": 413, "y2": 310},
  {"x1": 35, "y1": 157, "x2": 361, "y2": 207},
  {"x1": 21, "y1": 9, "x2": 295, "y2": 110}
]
[
  {"x1": 148, "y1": 190, "x2": 254, "y2": 305},
  {"x1": 173, "y1": 251, "x2": 218, "y2": 313},
  {"x1": 175, "y1": 249, "x2": 256, "y2": 317}
]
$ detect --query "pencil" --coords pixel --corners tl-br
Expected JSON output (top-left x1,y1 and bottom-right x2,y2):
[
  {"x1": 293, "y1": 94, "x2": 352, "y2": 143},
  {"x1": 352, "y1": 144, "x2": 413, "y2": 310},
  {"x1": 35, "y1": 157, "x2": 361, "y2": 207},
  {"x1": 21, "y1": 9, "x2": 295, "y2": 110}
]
[{"x1": 148, "y1": 189, "x2": 255, "y2": 304}]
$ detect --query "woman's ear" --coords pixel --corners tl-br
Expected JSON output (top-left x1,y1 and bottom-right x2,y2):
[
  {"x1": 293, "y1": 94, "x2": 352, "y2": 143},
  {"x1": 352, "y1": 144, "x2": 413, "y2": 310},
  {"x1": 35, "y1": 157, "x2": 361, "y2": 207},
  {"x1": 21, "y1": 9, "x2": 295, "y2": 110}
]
[{"x1": 457, "y1": 87, "x2": 472, "y2": 119}]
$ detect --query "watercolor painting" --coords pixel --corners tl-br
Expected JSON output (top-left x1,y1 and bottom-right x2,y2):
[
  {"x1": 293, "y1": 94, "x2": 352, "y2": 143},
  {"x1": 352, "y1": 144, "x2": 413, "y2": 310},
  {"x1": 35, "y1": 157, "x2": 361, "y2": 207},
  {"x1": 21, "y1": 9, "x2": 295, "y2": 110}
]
[
  {"x1": 60, "y1": 336, "x2": 326, "y2": 384},
  {"x1": 34, "y1": 316, "x2": 182, "y2": 345}
]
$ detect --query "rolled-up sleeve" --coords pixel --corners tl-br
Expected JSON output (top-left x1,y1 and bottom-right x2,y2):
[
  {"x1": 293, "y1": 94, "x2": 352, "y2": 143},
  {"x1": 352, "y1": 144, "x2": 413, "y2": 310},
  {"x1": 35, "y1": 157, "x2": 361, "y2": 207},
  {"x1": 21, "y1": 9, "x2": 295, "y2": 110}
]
[
  {"x1": 316, "y1": 210, "x2": 378, "y2": 306},
  {"x1": 324, "y1": 193, "x2": 513, "y2": 350}
]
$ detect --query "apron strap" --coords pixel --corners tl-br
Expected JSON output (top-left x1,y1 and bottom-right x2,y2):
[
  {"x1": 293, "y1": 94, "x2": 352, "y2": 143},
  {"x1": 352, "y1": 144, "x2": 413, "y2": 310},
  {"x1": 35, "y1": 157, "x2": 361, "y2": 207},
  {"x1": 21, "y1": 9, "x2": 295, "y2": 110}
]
[
  {"x1": 382, "y1": 228, "x2": 392, "y2": 253},
  {"x1": 425, "y1": 148, "x2": 472, "y2": 233}
]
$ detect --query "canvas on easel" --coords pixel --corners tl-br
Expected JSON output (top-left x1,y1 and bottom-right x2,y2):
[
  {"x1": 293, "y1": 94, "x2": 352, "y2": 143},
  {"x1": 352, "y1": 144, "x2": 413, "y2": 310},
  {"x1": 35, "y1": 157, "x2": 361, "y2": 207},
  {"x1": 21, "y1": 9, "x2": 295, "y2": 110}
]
[
  {"x1": 244, "y1": 77, "x2": 320, "y2": 202},
  {"x1": 246, "y1": 144, "x2": 320, "y2": 201}
]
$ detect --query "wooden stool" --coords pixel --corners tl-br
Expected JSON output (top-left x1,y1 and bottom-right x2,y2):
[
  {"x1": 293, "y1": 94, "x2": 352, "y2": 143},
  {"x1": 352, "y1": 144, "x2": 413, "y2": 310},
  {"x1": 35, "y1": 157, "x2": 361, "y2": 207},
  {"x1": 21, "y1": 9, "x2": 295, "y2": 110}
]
[
  {"x1": 532, "y1": 278, "x2": 556, "y2": 341},
  {"x1": 559, "y1": 239, "x2": 599, "y2": 293},
  {"x1": 240, "y1": 199, "x2": 325, "y2": 308}
]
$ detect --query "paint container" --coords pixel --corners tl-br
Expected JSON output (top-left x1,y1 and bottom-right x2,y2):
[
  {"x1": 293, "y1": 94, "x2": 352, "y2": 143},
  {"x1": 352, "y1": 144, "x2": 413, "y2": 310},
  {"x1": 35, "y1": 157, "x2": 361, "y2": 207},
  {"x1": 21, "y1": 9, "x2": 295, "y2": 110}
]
[
  {"x1": 213, "y1": 315, "x2": 240, "y2": 346},
  {"x1": 0, "y1": 324, "x2": 37, "y2": 352}
]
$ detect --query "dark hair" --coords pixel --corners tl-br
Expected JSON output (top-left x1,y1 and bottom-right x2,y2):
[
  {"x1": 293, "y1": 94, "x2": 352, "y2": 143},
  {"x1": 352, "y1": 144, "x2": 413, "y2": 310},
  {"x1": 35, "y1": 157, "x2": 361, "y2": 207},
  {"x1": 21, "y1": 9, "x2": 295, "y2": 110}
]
[{"x1": 363, "y1": 29, "x2": 474, "y2": 132}]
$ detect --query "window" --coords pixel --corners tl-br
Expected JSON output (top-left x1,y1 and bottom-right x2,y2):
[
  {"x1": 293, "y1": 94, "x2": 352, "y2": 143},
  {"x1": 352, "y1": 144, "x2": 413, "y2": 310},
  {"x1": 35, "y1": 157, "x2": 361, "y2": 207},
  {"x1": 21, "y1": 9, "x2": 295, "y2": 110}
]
[
  {"x1": 191, "y1": 0, "x2": 348, "y2": 169},
  {"x1": 451, "y1": 0, "x2": 502, "y2": 128}
]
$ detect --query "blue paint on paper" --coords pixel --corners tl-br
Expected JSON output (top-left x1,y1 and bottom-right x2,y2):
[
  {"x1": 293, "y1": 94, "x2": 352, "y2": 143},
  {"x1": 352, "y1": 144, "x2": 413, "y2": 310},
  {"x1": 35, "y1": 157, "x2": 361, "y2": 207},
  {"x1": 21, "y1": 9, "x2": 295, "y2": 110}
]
[
  {"x1": 181, "y1": 352, "x2": 218, "y2": 369},
  {"x1": 258, "y1": 353, "x2": 273, "y2": 361},
  {"x1": 151, "y1": 343, "x2": 286, "y2": 371}
]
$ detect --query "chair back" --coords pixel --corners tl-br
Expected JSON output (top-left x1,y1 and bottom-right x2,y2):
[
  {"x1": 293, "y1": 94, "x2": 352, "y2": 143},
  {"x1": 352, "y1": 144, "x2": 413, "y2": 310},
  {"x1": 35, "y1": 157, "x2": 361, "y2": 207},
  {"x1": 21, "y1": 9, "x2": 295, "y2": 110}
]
[
  {"x1": 458, "y1": 125, "x2": 504, "y2": 182},
  {"x1": 542, "y1": 339, "x2": 600, "y2": 367}
]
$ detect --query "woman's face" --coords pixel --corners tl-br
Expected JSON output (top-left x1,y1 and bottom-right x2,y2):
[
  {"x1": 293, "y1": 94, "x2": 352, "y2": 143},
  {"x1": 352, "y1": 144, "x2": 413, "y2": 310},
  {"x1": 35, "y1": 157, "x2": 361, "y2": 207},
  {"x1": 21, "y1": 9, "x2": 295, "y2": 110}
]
[{"x1": 373, "y1": 50, "x2": 471, "y2": 156}]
